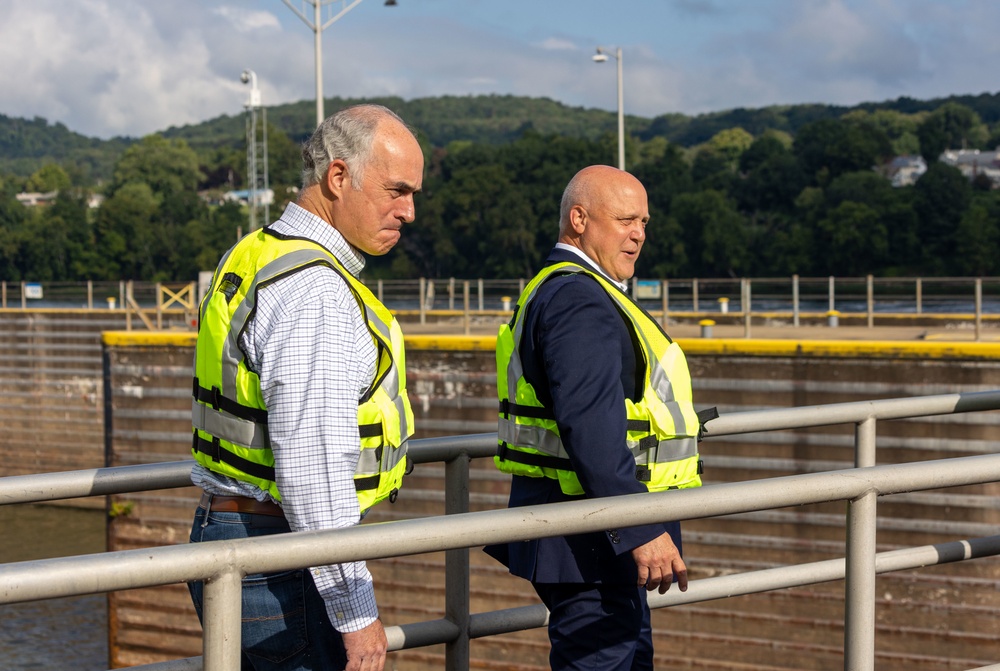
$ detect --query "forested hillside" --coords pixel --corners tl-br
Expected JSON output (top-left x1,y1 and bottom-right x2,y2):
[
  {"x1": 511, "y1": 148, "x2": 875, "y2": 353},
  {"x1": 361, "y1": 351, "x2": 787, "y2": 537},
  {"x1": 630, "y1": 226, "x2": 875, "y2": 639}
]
[
  {"x1": 1, "y1": 92, "x2": 999, "y2": 282},
  {"x1": 6, "y1": 91, "x2": 1000, "y2": 181}
]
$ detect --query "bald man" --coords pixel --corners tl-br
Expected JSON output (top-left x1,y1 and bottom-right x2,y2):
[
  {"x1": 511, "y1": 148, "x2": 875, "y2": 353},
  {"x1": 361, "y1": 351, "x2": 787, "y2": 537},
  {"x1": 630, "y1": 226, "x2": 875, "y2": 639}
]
[{"x1": 488, "y1": 166, "x2": 703, "y2": 671}]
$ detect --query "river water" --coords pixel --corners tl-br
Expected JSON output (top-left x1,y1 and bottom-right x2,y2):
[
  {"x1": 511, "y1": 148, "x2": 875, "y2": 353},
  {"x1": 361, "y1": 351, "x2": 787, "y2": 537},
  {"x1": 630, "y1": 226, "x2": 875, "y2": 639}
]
[{"x1": 0, "y1": 504, "x2": 108, "y2": 670}]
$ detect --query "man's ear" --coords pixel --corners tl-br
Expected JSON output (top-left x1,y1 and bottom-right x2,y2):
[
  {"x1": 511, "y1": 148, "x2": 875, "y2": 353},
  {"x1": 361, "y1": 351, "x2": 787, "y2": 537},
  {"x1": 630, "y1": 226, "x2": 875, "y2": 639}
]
[
  {"x1": 568, "y1": 205, "x2": 587, "y2": 234},
  {"x1": 325, "y1": 159, "x2": 350, "y2": 199}
]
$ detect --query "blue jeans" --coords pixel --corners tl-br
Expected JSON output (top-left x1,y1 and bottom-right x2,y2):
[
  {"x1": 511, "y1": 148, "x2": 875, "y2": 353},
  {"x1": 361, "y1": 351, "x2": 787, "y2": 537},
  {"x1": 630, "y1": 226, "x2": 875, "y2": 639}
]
[{"x1": 188, "y1": 505, "x2": 347, "y2": 671}]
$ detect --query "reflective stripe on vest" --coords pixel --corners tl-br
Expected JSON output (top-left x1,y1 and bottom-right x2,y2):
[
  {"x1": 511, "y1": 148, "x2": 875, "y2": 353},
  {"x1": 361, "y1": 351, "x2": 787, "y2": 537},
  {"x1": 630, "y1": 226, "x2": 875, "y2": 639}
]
[
  {"x1": 191, "y1": 227, "x2": 412, "y2": 512},
  {"x1": 495, "y1": 262, "x2": 701, "y2": 496}
]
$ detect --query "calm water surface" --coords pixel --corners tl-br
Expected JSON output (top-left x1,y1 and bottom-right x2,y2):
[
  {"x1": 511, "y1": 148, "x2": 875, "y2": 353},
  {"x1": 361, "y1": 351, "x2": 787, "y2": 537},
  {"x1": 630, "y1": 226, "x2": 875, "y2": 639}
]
[{"x1": 0, "y1": 504, "x2": 108, "y2": 670}]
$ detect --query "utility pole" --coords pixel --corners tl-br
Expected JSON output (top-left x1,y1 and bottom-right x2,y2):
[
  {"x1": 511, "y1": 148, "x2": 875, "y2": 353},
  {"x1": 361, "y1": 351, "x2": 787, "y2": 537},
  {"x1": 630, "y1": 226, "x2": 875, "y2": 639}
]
[{"x1": 241, "y1": 69, "x2": 270, "y2": 231}]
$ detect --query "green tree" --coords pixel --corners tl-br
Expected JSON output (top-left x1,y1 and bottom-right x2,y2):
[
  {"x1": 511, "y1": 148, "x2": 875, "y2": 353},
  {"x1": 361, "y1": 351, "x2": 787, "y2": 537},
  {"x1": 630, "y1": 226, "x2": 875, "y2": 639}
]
[
  {"x1": 633, "y1": 143, "x2": 693, "y2": 218},
  {"x1": 0, "y1": 192, "x2": 27, "y2": 280},
  {"x1": 794, "y1": 118, "x2": 893, "y2": 186},
  {"x1": 912, "y1": 162, "x2": 972, "y2": 274},
  {"x1": 26, "y1": 163, "x2": 72, "y2": 192},
  {"x1": 691, "y1": 147, "x2": 736, "y2": 192},
  {"x1": 707, "y1": 127, "x2": 754, "y2": 165},
  {"x1": 954, "y1": 199, "x2": 1000, "y2": 276},
  {"x1": 843, "y1": 109, "x2": 922, "y2": 156},
  {"x1": 94, "y1": 182, "x2": 161, "y2": 279},
  {"x1": 736, "y1": 136, "x2": 807, "y2": 213},
  {"x1": 823, "y1": 171, "x2": 919, "y2": 274},
  {"x1": 917, "y1": 102, "x2": 988, "y2": 162},
  {"x1": 671, "y1": 190, "x2": 747, "y2": 277},
  {"x1": 814, "y1": 201, "x2": 888, "y2": 275}
]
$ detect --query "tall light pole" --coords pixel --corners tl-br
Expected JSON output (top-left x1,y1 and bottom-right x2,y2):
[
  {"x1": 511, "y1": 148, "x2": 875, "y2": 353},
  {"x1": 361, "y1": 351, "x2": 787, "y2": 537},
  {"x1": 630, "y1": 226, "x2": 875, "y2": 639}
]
[
  {"x1": 241, "y1": 69, "x2": 269, "y2": 231},
  {"x1": 593, "y1": 46, "x2": 625, "y2": 171},
  {"x1": 282, "y1": 0, "x2": 398, "y2": 128}
]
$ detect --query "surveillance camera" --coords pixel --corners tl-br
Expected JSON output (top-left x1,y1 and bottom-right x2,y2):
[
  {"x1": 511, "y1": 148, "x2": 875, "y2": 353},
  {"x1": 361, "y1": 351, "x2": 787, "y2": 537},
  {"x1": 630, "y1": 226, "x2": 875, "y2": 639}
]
[{"x1": 240, "y1": 71, "x2": 251, "y2": 84}]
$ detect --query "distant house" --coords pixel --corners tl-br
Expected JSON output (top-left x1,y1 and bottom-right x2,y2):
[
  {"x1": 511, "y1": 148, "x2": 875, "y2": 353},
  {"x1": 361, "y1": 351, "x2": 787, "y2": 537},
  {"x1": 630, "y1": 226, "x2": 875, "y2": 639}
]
[
  {"x1": 17, "y1": 190, "x2": 105, "y2": 208},
  {"x1": 15, "y1": 191, "x2": 58, "y2": 207},
  {"x1": 224, "y1": 188, "x2": 274, "y2": 207},
  {"x1": 883, "y1": 155, "x2": 927, "y2": 187},
  {"x1": 939, "y1": 148, "x2": 1000, "y2": 186}
]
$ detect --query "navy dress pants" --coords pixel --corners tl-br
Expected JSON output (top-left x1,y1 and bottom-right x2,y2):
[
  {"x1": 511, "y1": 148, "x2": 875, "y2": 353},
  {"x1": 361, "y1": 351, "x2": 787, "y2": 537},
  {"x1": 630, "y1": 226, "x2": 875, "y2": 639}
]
[{"x1": 532, "y1": 583, "x2": 654, "y2": 671}]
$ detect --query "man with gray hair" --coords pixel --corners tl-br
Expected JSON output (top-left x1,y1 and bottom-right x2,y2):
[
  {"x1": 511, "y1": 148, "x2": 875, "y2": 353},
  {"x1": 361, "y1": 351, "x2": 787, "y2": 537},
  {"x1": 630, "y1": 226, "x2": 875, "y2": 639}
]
[{"x1": 188, "y1": 104, "x2": 424, "y2": 671}]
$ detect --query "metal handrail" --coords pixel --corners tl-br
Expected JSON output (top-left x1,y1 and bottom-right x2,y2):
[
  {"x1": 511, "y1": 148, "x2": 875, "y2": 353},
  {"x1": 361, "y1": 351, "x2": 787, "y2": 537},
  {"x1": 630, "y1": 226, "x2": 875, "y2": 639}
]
[{"x1": 3, "y1": 391, "x2": 1000, "y2": 671}]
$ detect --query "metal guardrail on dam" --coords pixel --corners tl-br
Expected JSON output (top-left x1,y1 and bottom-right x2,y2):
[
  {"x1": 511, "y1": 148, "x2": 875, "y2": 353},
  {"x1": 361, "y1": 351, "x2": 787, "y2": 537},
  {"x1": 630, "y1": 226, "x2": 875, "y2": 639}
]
[
  {"x1": 5, "y1": 276, "x2": 1000, "y2": 328},
  {"x1": 2, "y1": 392, "x2": 1000, "y2": 671}
]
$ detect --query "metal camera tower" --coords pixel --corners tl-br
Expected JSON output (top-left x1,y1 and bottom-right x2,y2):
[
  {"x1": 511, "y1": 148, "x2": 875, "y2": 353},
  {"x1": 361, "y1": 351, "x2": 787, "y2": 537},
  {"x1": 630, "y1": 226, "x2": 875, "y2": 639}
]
[{"x1": 241, "y1": 69, "x2": 269, "y2": 231}]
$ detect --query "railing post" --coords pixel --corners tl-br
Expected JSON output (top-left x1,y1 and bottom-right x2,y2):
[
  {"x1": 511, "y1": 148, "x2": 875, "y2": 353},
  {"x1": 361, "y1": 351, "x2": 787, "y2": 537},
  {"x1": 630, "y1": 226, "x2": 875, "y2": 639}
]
[
  {"x1": 20, "y1": 281, "x2": 26, "y2": 309},
  {"x1": 377, "y1": 279, "x2": 383, "y2": 303},
  {"x1": 1, "y1": 280, "x2": 5, "y2": 308},
  {"x1": 661, "y1": 280, "x2": 669, "y2": 328},
  {"x1": 828, "y1": 276, "x2": 835, "y2": 313},
  {"x1": 743, "y1": 278, "x2": 751, "y2": 339},
  {"x1": 477, "y1": 279, "x2": 484, "y2": 312},
  {"x1": 975, "y1": 278, "x2": 982, "y2": 342},
  {"x1": 463, "y1": 281, "x2": 471, "y2": 336},
  {"x1": 692, "y1": 278, "x2": 699, "y2": 313},
  {"x1": 202, "y1": 569, "x2": 243, "y2": 671},
  {"x1": 444, "y1": 452, "x2": 471, "y2": 671},
  {"x1": 419, "y1": 278, "x2": 426, "y2": 326},
  {"x1": 448, "y1": 277, "x2": 455, "y2": 311},
  {"x1": 156, "y1": 282, "x2": 163, "y2": 330},
  {"x1": 87, "y1": 280, "x2": 93, "y2": 309},
  {"x1": 792, "y1": 274, "x2": 800, "y2": 328},
  {"x1": 845, "y1": 417, "x2": 877, "y2": 671},
  {"x1": 916, "y1": 278, "x2": 922, "y2": 314},
  {"x1": 866, "y1": 275, "x2": 874, "y2": 329}
]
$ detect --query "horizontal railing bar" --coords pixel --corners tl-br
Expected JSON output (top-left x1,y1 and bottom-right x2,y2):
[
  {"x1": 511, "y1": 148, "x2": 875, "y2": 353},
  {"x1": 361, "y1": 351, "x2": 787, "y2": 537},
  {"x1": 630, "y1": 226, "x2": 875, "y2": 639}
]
[
  {"x1": 0, "y1": 433, "x2": 498, "y2": 505},
  {"x1": 3, "y1": 453, "x2": 1000, "y2": 605},
  {"x1": 5, "y1": 389, "x2": 1000, "y2": 505},
  {"x1": 113, "y1": 533, "x2": 1000, "y2": 671},
  {"x1": 0, "y1": 460, "x2": 195, "y2": 505},
  {"x1": 703, "y1": 390, "x2": 1000, "y2": 437}
]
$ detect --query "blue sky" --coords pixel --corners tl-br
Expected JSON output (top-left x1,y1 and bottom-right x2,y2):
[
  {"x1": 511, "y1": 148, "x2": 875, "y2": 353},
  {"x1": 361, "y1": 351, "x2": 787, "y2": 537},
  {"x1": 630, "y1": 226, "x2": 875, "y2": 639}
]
[{"x1": 2, "y1": 0, "x2": 998, "y2": 139}]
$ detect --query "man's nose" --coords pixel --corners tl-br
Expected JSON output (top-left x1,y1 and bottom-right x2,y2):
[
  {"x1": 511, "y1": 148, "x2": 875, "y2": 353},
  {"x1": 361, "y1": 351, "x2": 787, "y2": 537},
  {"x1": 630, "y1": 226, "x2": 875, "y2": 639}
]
[{"x1": 398, "y1": 195, "x2": 415, "y2": 223}]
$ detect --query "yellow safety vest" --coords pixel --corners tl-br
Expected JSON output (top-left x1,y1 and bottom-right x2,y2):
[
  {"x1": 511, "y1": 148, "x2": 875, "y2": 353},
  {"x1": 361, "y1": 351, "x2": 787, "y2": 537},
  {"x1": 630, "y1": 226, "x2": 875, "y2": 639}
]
[
  {"x1": 495, "y1": 262, "x2": 703, "y2": 496},
  {"x1": 191, "y1": 227, "x2": 413, "y2": 514}
]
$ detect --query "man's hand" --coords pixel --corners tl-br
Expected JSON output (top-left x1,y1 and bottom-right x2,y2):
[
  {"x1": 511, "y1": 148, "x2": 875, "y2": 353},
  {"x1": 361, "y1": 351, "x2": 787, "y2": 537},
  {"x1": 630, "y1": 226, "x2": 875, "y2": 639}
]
[
  {"x1": 342, "y1": 619, "x2": 387, "y2": 671},
  {"x1": 630, "y1": 532, "x2": 688, "y2": 594}
]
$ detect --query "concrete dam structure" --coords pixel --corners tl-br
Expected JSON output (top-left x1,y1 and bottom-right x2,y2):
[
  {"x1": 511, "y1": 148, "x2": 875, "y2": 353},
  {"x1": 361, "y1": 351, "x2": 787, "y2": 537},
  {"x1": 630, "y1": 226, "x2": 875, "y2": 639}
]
[{"x1": 1, "y1": 309, "x2": 999, "y2": 669}]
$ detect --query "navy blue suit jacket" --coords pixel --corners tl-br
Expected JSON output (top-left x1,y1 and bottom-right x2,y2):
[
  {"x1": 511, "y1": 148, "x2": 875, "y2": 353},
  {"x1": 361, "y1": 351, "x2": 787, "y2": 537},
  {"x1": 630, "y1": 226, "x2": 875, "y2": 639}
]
[{"x1": 485, "y1": 248, "x2": 682, "y2": 585}]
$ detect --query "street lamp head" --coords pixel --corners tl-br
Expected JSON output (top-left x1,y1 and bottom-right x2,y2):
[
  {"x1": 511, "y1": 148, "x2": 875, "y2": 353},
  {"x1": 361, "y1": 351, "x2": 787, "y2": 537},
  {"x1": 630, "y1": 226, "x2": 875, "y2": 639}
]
[{"x1": 592, "y1": 52, "x2": 609, "y2": 63}]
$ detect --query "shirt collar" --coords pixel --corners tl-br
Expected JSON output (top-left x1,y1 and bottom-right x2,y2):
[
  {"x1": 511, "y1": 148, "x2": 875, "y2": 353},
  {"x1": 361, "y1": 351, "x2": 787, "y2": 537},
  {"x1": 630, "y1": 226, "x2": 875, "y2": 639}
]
[
  {"x1": 554, "y1": 242, "x2": 629, "y2": 292},
  {"x1": 270, "y1": 202, "x2": 366, "y2": 277}
]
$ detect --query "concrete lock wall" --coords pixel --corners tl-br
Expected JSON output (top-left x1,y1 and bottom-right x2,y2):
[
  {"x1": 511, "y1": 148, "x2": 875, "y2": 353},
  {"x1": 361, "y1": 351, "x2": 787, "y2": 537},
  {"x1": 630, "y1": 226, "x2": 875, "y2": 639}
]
[{"x1": 3, "y1": 310, "x2": 1000, "y2": 669}]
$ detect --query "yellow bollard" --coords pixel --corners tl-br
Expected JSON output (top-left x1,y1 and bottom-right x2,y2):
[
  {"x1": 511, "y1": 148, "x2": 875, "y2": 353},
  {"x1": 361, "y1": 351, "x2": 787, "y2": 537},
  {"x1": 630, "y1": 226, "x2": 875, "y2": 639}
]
[{"x1": 699, "y1": 319, "x2": 715, "y2": 338}]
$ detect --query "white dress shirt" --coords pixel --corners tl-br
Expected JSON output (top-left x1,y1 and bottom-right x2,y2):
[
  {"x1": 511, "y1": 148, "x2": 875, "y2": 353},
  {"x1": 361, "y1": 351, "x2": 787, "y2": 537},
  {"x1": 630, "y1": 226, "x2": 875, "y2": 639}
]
[
  {"x1": 192, "y1": 202, "x2": 380, "y2": 632},
  {"x1": 553, "y1": 242, "x2": 629, "y2": 291}
]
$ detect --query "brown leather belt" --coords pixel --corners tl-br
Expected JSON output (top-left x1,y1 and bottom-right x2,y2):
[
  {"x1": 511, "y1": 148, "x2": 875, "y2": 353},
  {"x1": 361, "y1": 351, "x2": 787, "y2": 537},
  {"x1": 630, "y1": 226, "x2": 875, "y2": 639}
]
[{"x1": 200, "y1": 492, "x2": 284, "y2": 517}]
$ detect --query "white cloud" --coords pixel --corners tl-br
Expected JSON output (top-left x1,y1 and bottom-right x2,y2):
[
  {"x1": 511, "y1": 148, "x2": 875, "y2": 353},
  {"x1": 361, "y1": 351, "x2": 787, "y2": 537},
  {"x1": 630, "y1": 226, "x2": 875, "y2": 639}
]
[
  {"x1": 1, "y1": 0, "x2": 998, "y2": 139},
  {"x1": 212, "y1": 6, "x2": 281, "y2": 33},
  {"x1": 537, "y1": 37, "x2": 578, "y2": 51}
]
